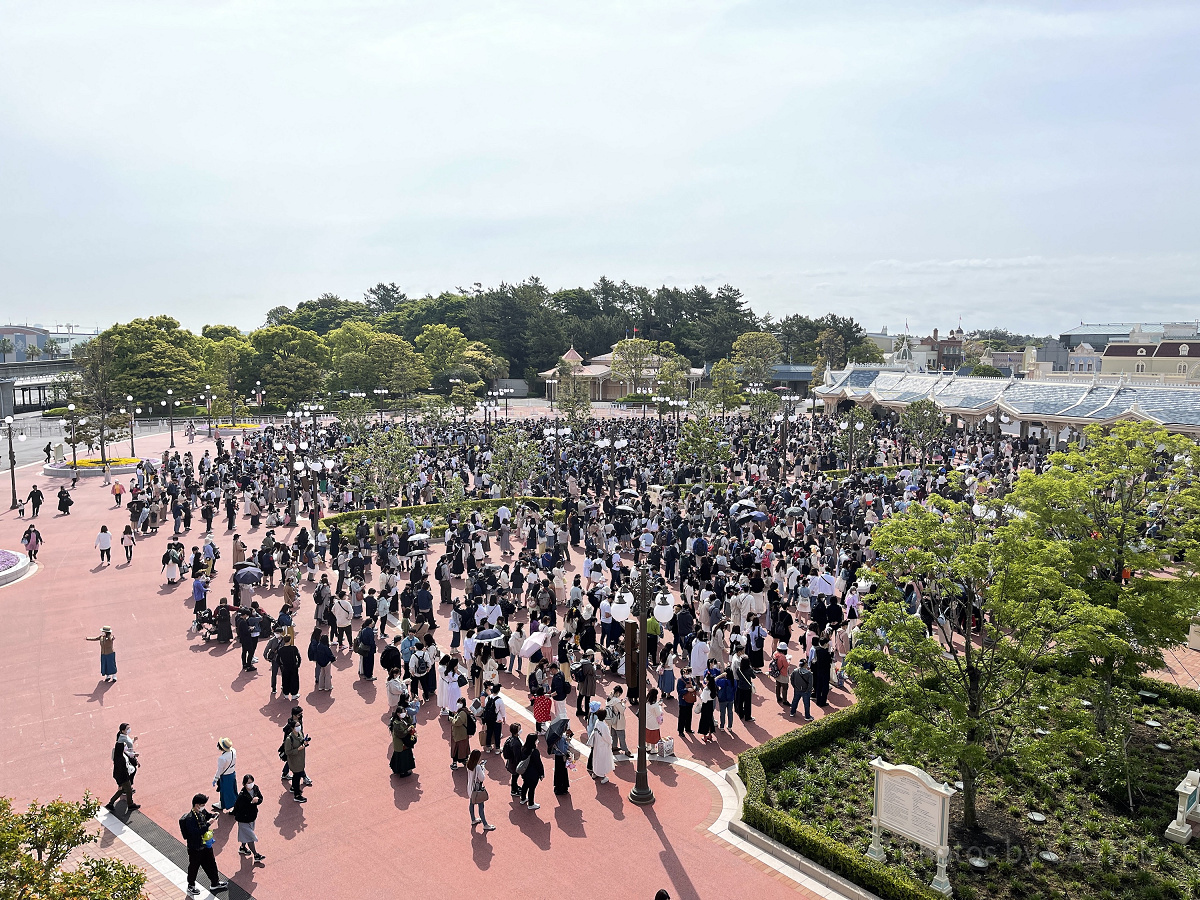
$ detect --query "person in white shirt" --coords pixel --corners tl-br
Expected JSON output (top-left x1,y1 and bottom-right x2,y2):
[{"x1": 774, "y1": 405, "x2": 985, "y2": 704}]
[{"x1": 94, "y1": 526, "x2": 113, "y2": 565}]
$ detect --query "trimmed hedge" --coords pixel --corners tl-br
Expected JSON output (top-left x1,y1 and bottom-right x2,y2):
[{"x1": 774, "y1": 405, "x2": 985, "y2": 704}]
[
  {"x1": 821, "y1": 465, "x2": 907, "y2": 479},
  {"x1": 319, "y1": 496, "x2": 563, "y2": 538},
  {"x1": 738, "y1": 701, "x2": 944, "y2": 900},
  {"x1": 44, "y1": 405, "x2": 208, "y2": 419}
]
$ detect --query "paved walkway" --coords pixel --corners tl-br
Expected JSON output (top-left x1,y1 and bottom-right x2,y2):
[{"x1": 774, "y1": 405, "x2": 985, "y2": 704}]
[{"x1": 1, "y1": 431, "x2": 848, "y2": 900}]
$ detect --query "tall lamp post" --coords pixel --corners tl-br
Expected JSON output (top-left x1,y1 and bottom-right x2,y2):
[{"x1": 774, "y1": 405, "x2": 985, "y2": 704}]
[
  {"x1": 373, "y1": 388, "x2": 389, "y2": 424},
  {"x1": 839, "y1": 417, "x2": 865, "y2": 472},
  {"x1": 652, "y1": 394, "x2": 668, "y2": 440},
  {"x1": 780, "y1": 393, "x2": 799, "y2": 449},
  {"x1": 202, "y1": 385, "x2": 214, "y2": 437},
  {"x1": 65, "y1": 403, "x2": 80, "y2": 472},
  {"x1": 545, "y1": 378, "x2": 558, "y2": 411},
  {"x1": 499, "y1": 387, "x2": 513, "y2": 419},
  {"x1": 119, "y1": 398, "x2": 142, "y2": 457},
  {"x1": 5, "y1": 415, "x2": 26, "y2": 509},
  {"x1": 161, "y1": 389, "x2": 178, "y2": 448},
  {"x1": 625, "y1": 564, "x2": 656, "y2": 806}
]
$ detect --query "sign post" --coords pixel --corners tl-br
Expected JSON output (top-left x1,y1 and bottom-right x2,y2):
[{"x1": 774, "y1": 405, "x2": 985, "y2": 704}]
[
  {"x1": 867, "y1": 757, "x2": 955, "y2": 896},
  {"x1": 1165, "y1": 770, "x2": 1200, "y2": 844}
]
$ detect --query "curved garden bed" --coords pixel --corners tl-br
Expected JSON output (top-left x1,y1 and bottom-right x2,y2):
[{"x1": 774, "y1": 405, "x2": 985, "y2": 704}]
[
  {"x1": 0, "y1": 549, "x2": 32, "y2": 587},
  {"x1": 41, "y1": 458, "x2": 144, "y2": 477}
]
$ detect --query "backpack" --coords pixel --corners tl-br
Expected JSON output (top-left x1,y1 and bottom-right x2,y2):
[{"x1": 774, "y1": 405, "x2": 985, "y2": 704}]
[
  {"x1": 482, "y1": 696, "x2": 498, "y2": 724},
  {"x1": 410, "y1": 652, "x2": 430, "y2": 677},
  {"x1": 464, "y1": 711, "x2": 477, "y2": 736},
  {"x1": 768, "y1": 656, "x2": 781, "y2": 679}
]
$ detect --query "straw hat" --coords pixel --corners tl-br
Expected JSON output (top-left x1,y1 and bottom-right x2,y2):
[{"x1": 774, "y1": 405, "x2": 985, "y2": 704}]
[{"x1": 217, "y1": 738, "x2": 233, "y2": 752}]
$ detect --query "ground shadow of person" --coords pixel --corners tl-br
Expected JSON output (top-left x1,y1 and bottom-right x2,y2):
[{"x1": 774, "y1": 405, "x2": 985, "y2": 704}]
[
  {"x1": 552, "y1": 790, "x2": 586, "y2": 838},
  {"x1": 470, "y1": 829, "x2": 495, "y2": 870},
  {"x1": 391, "y1": 773, "x2": 422, "y2": 810},
  {"x1": 273, "y1": 791, "x2": 306, "y2": 840},
  {"x1": 75, "y1": 680, "x2": 115, "y2": 705}
]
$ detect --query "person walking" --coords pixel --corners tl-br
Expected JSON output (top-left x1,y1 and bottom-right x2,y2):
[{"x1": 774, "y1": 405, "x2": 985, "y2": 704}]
[
  {"x1": 449, "y1": 698, "x2": 471, "y2": 769},
  {"x1": 21, "y1": 524, "x2": 42, "y2": 560},
  {"x1": 281, "y1": 713, "x2": 310, "y2": 803},
  {"x1": 771, "y1": 642, "x2": 791, "y2": 705},
  {"x1": 517, "y1": 732, "x2": 544, "y2": 810},
  {"x1": 111, "y1": 479, "x2": 126, "y2": 508},
  {"x1": 179, "y1": 793, "x2": 228, "y2": 895},
  {"x1": 57, "y1": 485, "x2": 74, "y2": 516},
  {"x1": 233, "y1": 775, "x2": 265, "y2": 864},
  {"x1": 26, "y1": 485, "x2": 44, "y2": 518},
  {"x1": 501, "y1": 723, "x2": 524, "y2": 796},
  {"x1": 606, "y1": 686, "x2": 631, "y2": 757},
  {"x1": 104, "y1": 723, "x2": 140, "y2": 812},
  {"x1": 697, "y1": 674, "x2": 718, "y2": 742},
  {"x1": 95, "y1": 526, "x2": 113, "y2": 565},
  {"x1": 481, "y1": 683, "x2": 506, "y2": 753},
  {"x1": 277, "y1": 634, "x2": 302, "y2": 701},
  {"x1": 212, "y1": 739, "x2": 238, "y2": 814},
  {"x1": 789, "y1": 657, "x2": 814, "y2": 720},
  {"x1": 86, "y1": 626, "x2": 118, "y2": 682},
  {"x1": 388, "y1": 707, "x2": 417, "y2": 777},
  {"x1": 587, "y1": 709, "x2": 615, "y2": 784},
  {"x1": 466, "y1": 749, "x2": 496, "y2": 831},
  {"x1": 120, "y1": 525, "x2": 137, "y2": 564}
]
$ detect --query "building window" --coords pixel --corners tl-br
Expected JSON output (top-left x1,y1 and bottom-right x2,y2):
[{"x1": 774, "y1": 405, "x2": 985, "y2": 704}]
[
  {"x1": 1180, "y1": 363, "x2": 1188, "y2": 374},
  {"x1": 1135, "y1": 363, "x2": 1146, "y2": 373},
  {"x1": 1137, "y1": 347, "x2": 1147, "y2": 356},
  {"x1": 1181, "y1": 344, "x2": 1190, "y2": 356},
  {"x1": 1086, "y1": 362, "x2": 1093, "y2": 372}
]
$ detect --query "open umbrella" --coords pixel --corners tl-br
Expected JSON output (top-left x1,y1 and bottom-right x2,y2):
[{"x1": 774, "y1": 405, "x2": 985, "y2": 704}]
[
  {"x1": 546, "y1": 717, "x2": 571, "y2": 750},
  {"x1": 616, "y1": 504, "x2": 637, "y2": 514},
  {"x1": 522, "y1": 500, "x2": 541, "y2": 511},
  {"x1": 232, "y1": 560, "x2": 258, "y2": 571},
  {"x1": 735, "y1": 511, "x2": 755, "y2": 523},
  {"x1": 409, "y1": 533, "x2": 430, "y2": 541},
  {"x1": 520, "y1": 631, "x2": 552, "y2": 658},
  {"x1": 751, "y1": 511, "x2": 768, "y2": 522},
  {"x1": 620, "y1": 488, "x2": 640, "y2": 497},
  {"x1": 477, "y1": 628, "x2": 502, "y2": 642},
  {"x1": 731, "y1": 499, "x2": 757, "y2": 511},
  {"x1": 233, "y1": 567, "x2": 263, "y2": 584},
  {"x1": 785, "y1": 506, "x2": 804, "y2": 516},
  {"x1": 407, "y1": 549, "x2": 429, "y2": 558}
]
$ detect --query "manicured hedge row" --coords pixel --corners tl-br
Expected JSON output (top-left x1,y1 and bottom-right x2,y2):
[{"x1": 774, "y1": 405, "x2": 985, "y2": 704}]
[
  {"x1": 737, "y1": 701, "x2": 944, "y2": 900},
  {"x1": 318, "y1": 497, "x2": 563, "y2": 537},
  {"x1": 821, "y1": 465, "x2": 907, "y2": 479},
  {"x1": 44, "y1": 405, "x2": 208, "y2": 418},
  {"x1": 1127, "y1": 675, "x2": 1200, "y2": 714}
]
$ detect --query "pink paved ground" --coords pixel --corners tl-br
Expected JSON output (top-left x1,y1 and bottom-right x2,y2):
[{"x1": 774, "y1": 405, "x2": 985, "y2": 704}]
[{"x1": 0, "y1": 433, "x2": 835, "y2": 900}]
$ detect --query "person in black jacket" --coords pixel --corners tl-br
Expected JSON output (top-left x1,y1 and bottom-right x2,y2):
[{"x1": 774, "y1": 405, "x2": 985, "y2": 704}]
[
  {"x1": 518, "y1": 733, "x2": 544, "y2": 811},
  {"x1": 501, "y1": 723, "x2": 524, "y2": 796},
  {"x1": 233, "y1": 775, "x2": 265, "y2": 863},
  {"x1": 277, "y1": 636, "x2": 302, "y2": 701},
  {"x1": 179, "y1": 793, "x2": 228, "y2": 895}
]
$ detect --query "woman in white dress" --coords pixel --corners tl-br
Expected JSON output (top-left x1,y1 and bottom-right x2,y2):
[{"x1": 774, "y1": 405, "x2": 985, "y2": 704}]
[
  {"x1": 439, "y1": 657, "x2": 463, "y2": 715},
  {"x1": 588, "y1": 709, "x2": 615, "y2": 783}
]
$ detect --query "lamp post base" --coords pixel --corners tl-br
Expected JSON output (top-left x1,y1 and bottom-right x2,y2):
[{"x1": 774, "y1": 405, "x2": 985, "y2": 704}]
[{"x1": 628, "y1": 785, "x2": 656, "y2": 806}]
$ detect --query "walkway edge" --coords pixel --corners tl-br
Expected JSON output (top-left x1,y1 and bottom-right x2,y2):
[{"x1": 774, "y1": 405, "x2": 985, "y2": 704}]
[{"x1": 95, "y1": 809, "x2": 221, "y2": 900}]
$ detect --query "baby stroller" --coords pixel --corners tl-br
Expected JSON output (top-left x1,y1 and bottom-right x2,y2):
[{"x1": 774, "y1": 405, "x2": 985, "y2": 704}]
[{"x1": 193, "y1": 608, "x2": 217, "y2": 641}]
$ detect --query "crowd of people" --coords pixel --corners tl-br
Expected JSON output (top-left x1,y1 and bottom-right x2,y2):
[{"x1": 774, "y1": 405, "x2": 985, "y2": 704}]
[{"x1": 77, "y1": 404, "x2": 1052, "y2": 893}]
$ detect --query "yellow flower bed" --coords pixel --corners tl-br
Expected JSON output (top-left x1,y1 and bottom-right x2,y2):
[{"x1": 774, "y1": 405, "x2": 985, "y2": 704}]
[
  {"x1": 216, "y1": 423, "x2": 263, "y2": 430},
  {"x1": 73, "y1": 458, "x2": 140, "y2": 468}
]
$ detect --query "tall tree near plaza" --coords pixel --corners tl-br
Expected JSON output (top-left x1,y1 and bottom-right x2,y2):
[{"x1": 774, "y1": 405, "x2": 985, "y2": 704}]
[
  {"x1": 72, "y1": 334, "x2": 124, "y2": 464},
  {"x1": 461, "y1": 341, "x2": 509, "y2": 386},
  {"x1": 731, "y1": 331, "x2": 782, "y2": 386},
  {"x1": 415, "y1": 324, "x2": 469, "y2": 376},
  {"x1": 486, "y1": 426, "x2": 542, "y2": 496},
  {"x1": 833, "y1": 406, "x2": 875, "y2": 469},
  {"x1": 249, "y1": 325, "x2": 329, "y2": 406},
  {"x1": 609, "y1": 338, "x2": 659, "y2": 395},
  {"x1": 553, "y1": 358, "x2": 592, "y2": 426},
  {"x1": 342, "y1": 424, "x2": 415, "y2": 528},
  {"x1": 364, "y1": 282, "x2": 408, "y2": 317},
  {"x1": 677, "y1": 416, "x2": 732, "y2": 484},
  {"x1": 1009, "y1": 421, "x2": 1200, "y2": 734},
  {"x1": 200, "y1": 323, "x2": 243, "y2": 342},
  {"x1": 847, "y1": 499, "x2": 1098, "y2": 829},
  {"x1": 0, "y1": 338, "x2": 13, "y2": 362},
  {"x1": 203, "y1": 336, "x2": 254, "y2": 426},
  {"x1": 812, "y1": 328, "x2": 846, "y2": 373},
  {"x1": 0, "y1": 794, "x2": 147, "y2": 900},
  {"x1": 98, "y1": 316, "x2": 204, "y2": 400},
  {"x1": 335, "y1": 396, "x2": 374, "y2": 442},
  {"x1": 378, "y1": 335, "x2": 431, "y2": 417},
  {"x1": 271, "y1": 292, "x2": 371, "y2": 334},
  {"x1": 708, "y1": 358, "x2": 743, "y2": 418},
  {"x1": 899, "y1": 397, "x2": 946, "y2": 464}
]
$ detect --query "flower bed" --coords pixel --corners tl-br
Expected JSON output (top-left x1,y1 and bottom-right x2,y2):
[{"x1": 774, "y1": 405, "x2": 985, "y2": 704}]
[
  {"x1": 740, "y1": 687, "x2": 1200, "y2": 900},
  {"x1": 0, "y1": 549, "x2": 19, "y2": 572},
  {"x1": 68, "y1": 457, "x2": 139, "y2": 468}
]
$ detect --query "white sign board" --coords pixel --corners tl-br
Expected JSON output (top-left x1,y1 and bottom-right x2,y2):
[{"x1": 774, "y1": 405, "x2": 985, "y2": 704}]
[{"x1": 867, "y1": 757, "x2": 955, "y2": 896}]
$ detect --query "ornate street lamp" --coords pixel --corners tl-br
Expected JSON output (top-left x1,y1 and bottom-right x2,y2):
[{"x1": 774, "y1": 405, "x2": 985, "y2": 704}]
[{"x1": 5, "y1": 415, "x2": 27, "y2": 509}]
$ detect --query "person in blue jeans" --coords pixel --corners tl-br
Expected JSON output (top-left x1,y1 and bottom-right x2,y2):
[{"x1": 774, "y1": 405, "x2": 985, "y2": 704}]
[
  {"x1": 789, "y1": 658, "x2": 814, "y2": 720},
  {"x1": 716, "y1": 669, "x2": 736, "y2": 730}
]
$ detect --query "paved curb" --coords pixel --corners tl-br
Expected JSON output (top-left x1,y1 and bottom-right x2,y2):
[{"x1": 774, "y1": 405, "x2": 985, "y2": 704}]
[
  {"x1": 0, "y1": 551, "x2": 31, "y2": 588},
  {"x1": 41, "y1": 463, "x2": 143, "y2": 478}
]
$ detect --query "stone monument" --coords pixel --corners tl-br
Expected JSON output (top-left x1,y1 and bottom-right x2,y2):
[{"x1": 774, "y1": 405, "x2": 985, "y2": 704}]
[
  {"x1": 866, "y1": 757, "x2": 955, "y2": 896},
  {"x1": 1165, "y1": 770, "x2": 1200, "y2": 844}
]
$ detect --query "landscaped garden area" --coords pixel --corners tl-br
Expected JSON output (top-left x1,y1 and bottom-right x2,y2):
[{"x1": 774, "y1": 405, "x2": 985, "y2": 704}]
[{"x1": 745, "y1": 681, "x2": 1200, "y2": 900}]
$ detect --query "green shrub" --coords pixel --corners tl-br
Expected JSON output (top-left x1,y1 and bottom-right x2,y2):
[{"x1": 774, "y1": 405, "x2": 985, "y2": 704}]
[{"x1": 319, "y1": 496, "x2": 562, "y2": 538}]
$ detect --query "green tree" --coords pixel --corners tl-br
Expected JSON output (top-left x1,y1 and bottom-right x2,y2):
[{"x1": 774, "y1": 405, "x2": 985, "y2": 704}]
[
  {"x1": 342, "y1": 426, "x2": 416, "y2": 527},
  {"x1": 335, "y1": 396, "x2": 374, "y2": 442},
  {"x1": 731, "y1": 331, "x2": 782, "y2": 386},
  {"x1": 554, "y1": 358, "x2": 592, "y2": 426},
  {"x1": 274, "y1": 293, "x2": 371, "y2": 334},
  {"x1": 73, "y1": 335, "x2": 122, "y2": 464},
  {"x1": 677, "y1": 416, "x2": 731, "y2": 484},
  {"x1": 0, "y1": 794, "x2": 147, "y2": 900},
  {"x1": 847, "y1": 500, "x2": 1097, "y2": 829},
  {"x1": 200, "y1": 324, "x2": 243, "y2": 342},
  {"x1": 437, "y1": 474, "x2": 469, "y2": 523},
  {"x1": 96, "y1": 317, "x2": 205, "y2": 399},
  {"x1": 487, "y1": 426, "x2": 542, "y2": 495},
  {"x1": 261, "y1": 356, "x2": 325, "y2": 407},
  {"x1": 708, "y1": 358, "x2": 743, "y2": 417},
  {"x1": 0, "y1": 338, "x2": 13, "y2": 362},
  {"x1": 203, "y1": 336, "x2": 254, "y2": 426},
  {"x1": 1009, "y1": 422, "x2": 1200, "y2": 734},
  {"x1": 609, "y1": 338, "x2": 658, "y2": 395},
  {"x1": 812, "y1": 328, "x2": 846, "y2": 373},
  {"x1": 900, "y1": 397, "x2": 946, "y2": 464},
  {"x1": 43, "y1": 338, "x2": 62, "y2": 359},
  {"x1": 461, "y1": 341, "x2": 509, "y2": 386},
  {"x1": 364, "y1": 282, "x2": 408, "y2": 317},
  {"x1": 25, "y1": 344, "x2": 42, "y2": 361},
  {"x1": 382, "y1": 337, "x2": 432, "y2": 421},
  {"x1": 416, "y1": 324, "x2": 468, "y2": 376},
  {"x1": 747, "y1": 389, "x2": 781, "y2": 421},
  {"x1": 970, "y1": 363, "x2": 1002, "y2": 377}
]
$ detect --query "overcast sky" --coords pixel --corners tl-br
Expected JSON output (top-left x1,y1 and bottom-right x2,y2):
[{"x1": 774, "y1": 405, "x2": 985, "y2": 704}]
[{"x1": 2, "y1": 1, "x2": 1197, "y2": 337}]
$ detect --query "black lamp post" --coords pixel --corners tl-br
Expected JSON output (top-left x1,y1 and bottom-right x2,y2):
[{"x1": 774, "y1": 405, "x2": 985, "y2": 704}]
[
  {"x1": 626, "y1": 564, "x2": 656, "y2": 806},
  {"x1": 162, "y1": 389, "x2": 177, "y2": 448},
  {"x1": 120, "y1": 397, "x2": 141, "y2": 457},
  {"x1": 5, "y1": 415, "x2": 25, "y2": 509}
]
